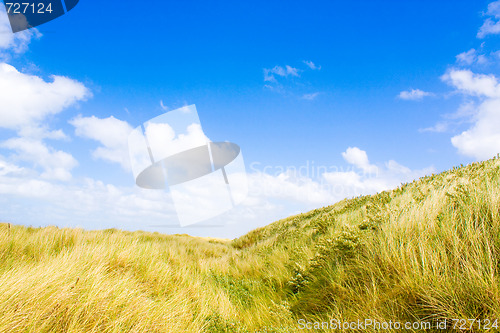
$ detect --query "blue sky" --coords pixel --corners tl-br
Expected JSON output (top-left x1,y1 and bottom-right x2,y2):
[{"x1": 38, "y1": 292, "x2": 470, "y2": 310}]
[{"x1": 1, "y1": 0, "x2": 500, "y2": 238}]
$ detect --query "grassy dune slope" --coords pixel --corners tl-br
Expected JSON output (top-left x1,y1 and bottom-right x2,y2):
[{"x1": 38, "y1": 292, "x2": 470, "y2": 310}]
[{"x1": 1, "y1": 157, "x2": 500, "y2": 332}]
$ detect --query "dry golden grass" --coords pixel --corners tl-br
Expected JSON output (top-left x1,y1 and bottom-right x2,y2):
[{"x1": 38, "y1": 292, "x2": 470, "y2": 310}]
[{"x1": 1, "y1": 157, "x2": 500, "y2": 332}]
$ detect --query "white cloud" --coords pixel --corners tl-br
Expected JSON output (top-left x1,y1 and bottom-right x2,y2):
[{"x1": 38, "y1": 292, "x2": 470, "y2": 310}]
[
  {"x1": 303, "y1": 60, "x2": 321, "y2": 70},
  {"x1": 342, "y1": 147, "x2": 371, "y2": 169},
  {"x1": 477, "y1": 18, "x2": 500, "y2": 38},
  {"x1": 440, "y1": 69, "x2": 500, "y2": 160},
  {"x1": 0, "y1": 61, "x2": 90, "y2": 182},
  {"x1": 0, "y1": 168, "x2": 176, "y2": 228},
  {"x1": 492, "y1": 50, "x2": 500, "y2": 59},
  {"x1": 487, "y1": 0, "x2": 500, "y2": 16},
  {"x1": 263, "y1": 62, "x2": 318, "y2": 99},
  {"x1": 263, "y1": 65, "x2": 300, "y2": 82},
  {"x1": 477, "y1": 54, "x2": 488, "y2": 64},
  {"x1": 456, "y1": 49, "x2": 477, "y2": 65},
  {"x1": 249, "y1": 147, "x2": 433, "y2": 207},
  {"x1": 441, "y1": 69, "x2": 500, "y2": 98},
  {"x1": 1, "y1": 137, "x2": 77, "y2": 181},
  {"x1": 248, "y1": 171, "x2": 337, "y2": 206},
  {"x1": 17, "y1": 125, "x2": 68, "y2": 140},
  {"x1": 0, "y1": 158, "x2": 24, "y2": 176},
  {"x1": 71, "y1": 114, "x2": 211, "y2": 173},
  {"x1": 323, "y1": 150, "x2": 433, "y2": 197},
  {"x1": 423, "y1": 2, "x2": 500, "y2": 160},
  {"x1": 451, "y1": 98, "x2": 500, "y2": 160},
  {"x1": 302, "y1": 92, "x2": 320, "y2": 100},
  {"x1": 70, "y1": 115, "x2": 134, "y2": 170},
  {"x1": 0, "y1": 63, "x2": 91, "y2": 130},
  {"x1": 263, "y1": 66, "x2": 284, "y2": 82},
  {"x1": 341, "y1": 147, "x2": 380, "y2": 175},
  {"x1": 271, "y1": 66, "x2": 286, "y2": 76},
  {"x1": 478, "y1": 19, "x2": 500, "y2": 38},
  {"x1": 419, "y1": 122, "x2": 449, "y2": 133},
  {"x1": 398, "y1": 88, "x2": 432, "y2": 100},
  {"x1": 263, "y1": 71, "x2": 276, "y2": 82},
  {"x1": 0, "y1": 6, "x2": 41, "y2": 56},
  {"x1": 285, "y1": 65, "x2": 299, "y2": 77},
  {"x1": 143, "y1": 122, "x2": 209, "y2": 161},
  {"x1": 478, "y1": 1, "x2": 500, "y2": 38}
]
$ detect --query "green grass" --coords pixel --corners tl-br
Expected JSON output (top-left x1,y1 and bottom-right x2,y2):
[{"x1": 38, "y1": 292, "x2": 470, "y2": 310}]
[{"x1": 1, "y1": 156, "x2": 500, "y2": 332}]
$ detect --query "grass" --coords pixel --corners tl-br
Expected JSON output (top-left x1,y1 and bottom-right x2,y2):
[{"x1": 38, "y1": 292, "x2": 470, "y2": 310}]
[{"x1": 1, "y1": 156, "x2": 500, "y2": 332}]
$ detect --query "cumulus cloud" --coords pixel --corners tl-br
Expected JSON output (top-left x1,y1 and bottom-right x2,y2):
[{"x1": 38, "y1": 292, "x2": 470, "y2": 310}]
[
  {"x1": 323, "y1": 149, "x2": 434, "y2": 197},
  {"x1": 143, "y1": 122, "x2": 209, "y2": 160},
  {"x1": 478, "y1": 0, "x2": 500, "y2": 38},
  {"x1": 450, "y1": 98, "x2": 500, "y2": 160},
  {"x1": 70, "y1": 115, "x2": 134, "y2": 170},
  {"x1": 398, "y1": 88, "x2": 432, "y2": 100},
  {"x1": 0, "y1": 167, "x2": 176, "y2": 228},
  {"x1": 341, "y1": 147, "x2": 378, "y2": 174},
  {"x1": 420, "y1": 1, "x2": 500, "y2": 161},
  {"x1": 1, "y1": 137, "x2": 77, "y2": 181},
  {"x1": 419, "y1": 2, "x2": 500, "y2": 160},
  {"x1": 0, "y1": 158, "x2": 24, "y2": 177},
  {"x1": 0, "y1": 63, "x2": 91, "y2": 130},
  {"x1": 249, "y1": 147, "x2": 433, "y2": 207},
  {"x1": 71, "y1": 113, "x2": 212, "y2": 173},
  {"x1": 440, "y1": 69, "x2": 500, "y2": 160},
  {"x1": 441, "y1": 69, "x2": 500, "y2": 98},
  {"x1": 0, "y1": 60, "x2": 90, "y2": 182},
  {"x1": 248, "y1": 171, "x2": 336, "y2": 206}
]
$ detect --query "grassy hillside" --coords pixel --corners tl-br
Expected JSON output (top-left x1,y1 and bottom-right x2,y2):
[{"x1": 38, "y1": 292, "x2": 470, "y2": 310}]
[{"x1": 1, "y1": 157, "x2": 500, "y2": 332}]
